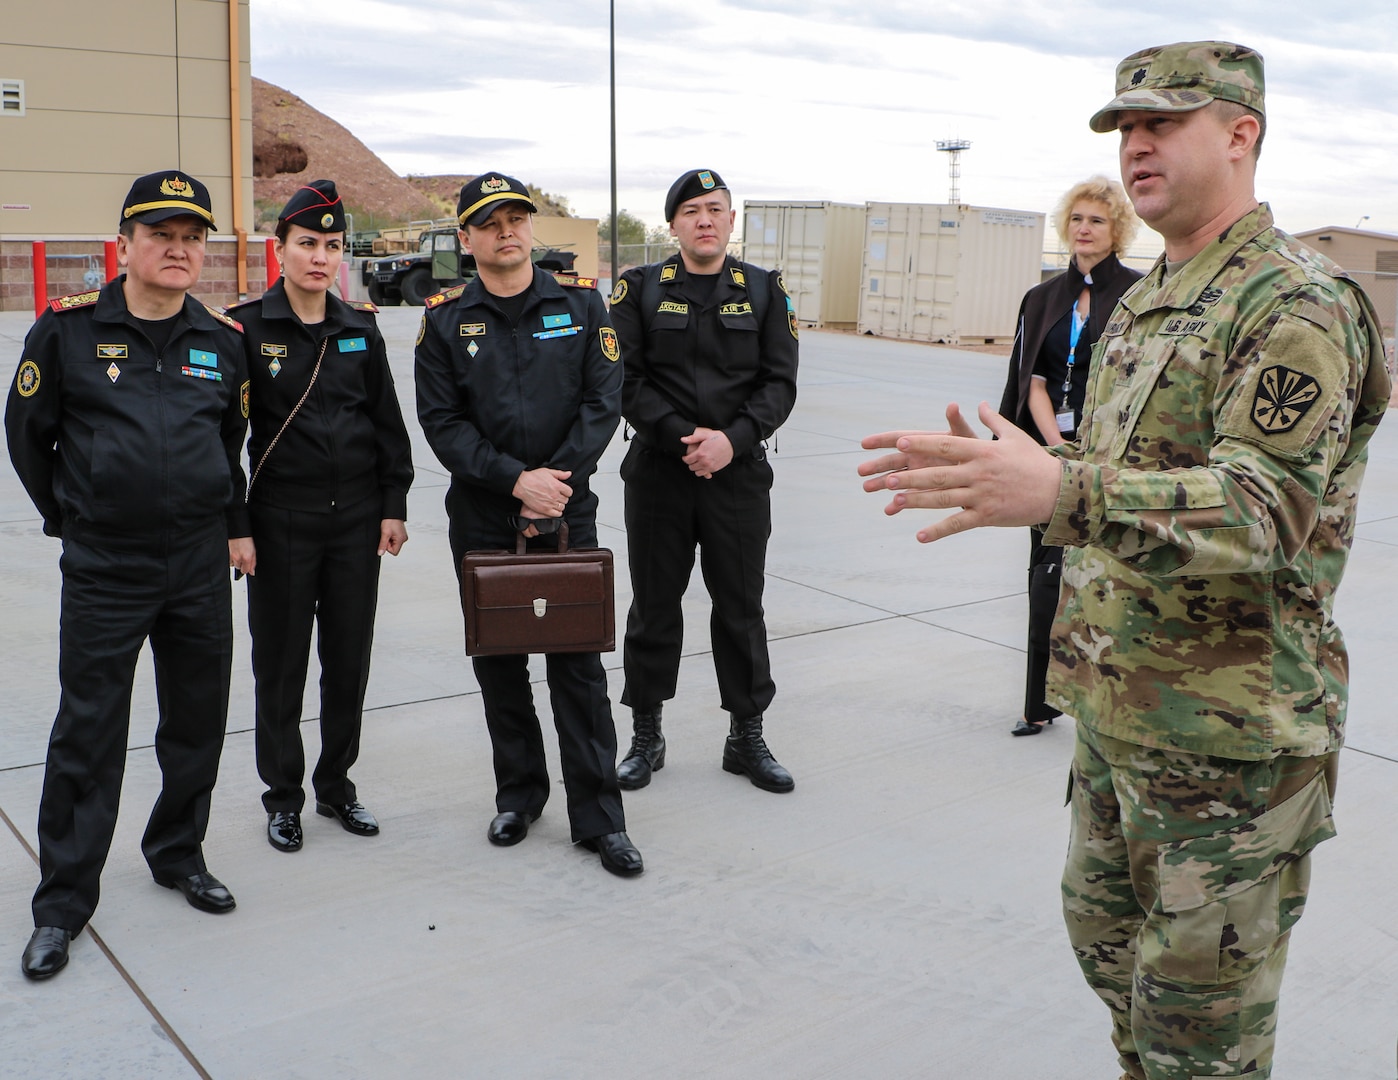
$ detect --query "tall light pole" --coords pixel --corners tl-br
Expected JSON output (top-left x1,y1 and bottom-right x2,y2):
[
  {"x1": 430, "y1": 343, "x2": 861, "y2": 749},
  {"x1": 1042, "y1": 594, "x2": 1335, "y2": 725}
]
[
  {"x1": 609, "y1": 1, "x2": 618, "y2": 290},
  {"x1": 935, "y1": 139, "x2": 971, "y2": 204}
]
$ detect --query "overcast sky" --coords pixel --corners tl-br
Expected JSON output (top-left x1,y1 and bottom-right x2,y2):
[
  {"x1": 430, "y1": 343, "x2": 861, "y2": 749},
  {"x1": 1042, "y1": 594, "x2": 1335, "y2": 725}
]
[{"x1": 250, "y1": 1, "x2": 1398, "y2": 258}]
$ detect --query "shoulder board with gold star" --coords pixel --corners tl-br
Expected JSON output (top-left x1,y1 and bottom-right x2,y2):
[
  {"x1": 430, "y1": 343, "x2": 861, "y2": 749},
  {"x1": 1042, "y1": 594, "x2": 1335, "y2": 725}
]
[
  {"x1": 347, "y1": 300, "x2": 379, "y2": 313},
  {"x1": 554, "y1": 274, "x2": 597, "y2": 289},
  {"x1": 48, "y1": 290, "x2": 101, "y2": 314},
  {"x1": 425, "y1": 284, "x2": 468, "y2": 309},
  {"x1": 204, "y1": 304, "x2": 244, "y2": 333}
]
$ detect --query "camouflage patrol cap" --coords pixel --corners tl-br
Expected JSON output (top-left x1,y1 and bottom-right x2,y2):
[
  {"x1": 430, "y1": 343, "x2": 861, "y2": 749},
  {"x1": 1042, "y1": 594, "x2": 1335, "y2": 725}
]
[{"x1": 1089, "y1": 41, "x2": 1265, "y2": 134}]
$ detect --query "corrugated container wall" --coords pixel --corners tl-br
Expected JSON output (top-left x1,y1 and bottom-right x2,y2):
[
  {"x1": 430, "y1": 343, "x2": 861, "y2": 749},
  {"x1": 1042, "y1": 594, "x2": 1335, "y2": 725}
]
[
  {"x1": 742, "y1": 202, "x2": 867, "y2": 328},
  {"x1": 858, "y1": 204, "x2": 1044, "y2": 344}
]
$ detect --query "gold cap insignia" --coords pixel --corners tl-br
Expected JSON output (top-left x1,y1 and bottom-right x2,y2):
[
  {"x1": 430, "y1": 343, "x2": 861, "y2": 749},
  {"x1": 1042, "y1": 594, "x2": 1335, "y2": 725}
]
[
  {"x1": 482, "y1": 177, "x2": 511, "y2": 193},
  {"x1": 321, "y1": 213, "x2": 335, "y2": 228},
  {"x1": 160, "y1": 177, "x2": 193, "y2": 198}
]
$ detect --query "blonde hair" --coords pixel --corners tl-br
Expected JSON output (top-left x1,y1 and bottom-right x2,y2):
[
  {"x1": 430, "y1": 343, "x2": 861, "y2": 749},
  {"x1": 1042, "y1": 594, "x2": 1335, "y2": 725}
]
[{"x1": 1053, "y1": 176, "x2": 1139, "y2": 255}]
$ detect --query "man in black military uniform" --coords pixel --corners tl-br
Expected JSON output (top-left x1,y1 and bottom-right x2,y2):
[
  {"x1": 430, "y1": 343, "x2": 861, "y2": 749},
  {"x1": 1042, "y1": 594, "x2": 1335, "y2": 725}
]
[
  {"x1": 609, "y1": 169, "x2": 799, "y2": 794},
  {"x1": 6, "y1": 170, "x2": 252, "y2": 980},
  {"x1": 228, "y1": 180, "x2": 414, "y2": 853},
  {"x1": 414, "y1": 172, "x2": 641, "y2": 877}
]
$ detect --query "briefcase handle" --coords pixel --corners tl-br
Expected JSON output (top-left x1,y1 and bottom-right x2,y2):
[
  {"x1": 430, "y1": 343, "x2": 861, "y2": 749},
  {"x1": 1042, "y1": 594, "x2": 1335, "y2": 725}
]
[{"x1": 508, "y1": 518, "x2": 570, "y2": 555}]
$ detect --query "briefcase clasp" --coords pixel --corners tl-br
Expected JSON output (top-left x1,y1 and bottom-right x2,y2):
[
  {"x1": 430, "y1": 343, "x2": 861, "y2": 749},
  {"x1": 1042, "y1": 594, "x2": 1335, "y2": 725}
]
[{"x1": 533, "y1": 598, "x2": 547, "y2": 618}]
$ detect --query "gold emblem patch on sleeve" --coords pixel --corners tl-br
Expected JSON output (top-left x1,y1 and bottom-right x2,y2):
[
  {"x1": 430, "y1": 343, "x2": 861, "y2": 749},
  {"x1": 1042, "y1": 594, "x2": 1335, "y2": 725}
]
[
  {"x1": 1252, "y1": 366, "x2": 1319, "y2": 433},
  {"x1": 610, "y1": 279, "x2": 628, "y2": 305},
  {"x1": 240, "y1": 380, "x2": 250, "y2": 419},
  {"x1": 599, "y1": 327, "x2": 620, "y2": 363},
  {"x1": 416, "y1": 314, "x2": 427, "y2": 346},
  {"x1": 16, "y1": 360, "x2": 40, "y2": 397}
]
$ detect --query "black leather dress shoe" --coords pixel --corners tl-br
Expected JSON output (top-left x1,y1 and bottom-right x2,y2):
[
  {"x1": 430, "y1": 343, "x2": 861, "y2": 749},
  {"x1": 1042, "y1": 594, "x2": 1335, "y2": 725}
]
[
  {"x1": 267, "y1": 811, "x2": 303, "y2": 852},
  {"x1": 315, "y1": 800, "x2": 379, "y2": 835},
  {"x1": 21, "y1": 926, "x2": 72, "y2": 980},
  {"x1": 1011, "y1": 718, "x2": 1052, "y2": 736},
  {"x1": 153, "y1": 871, "x2": 237, "y2": 914},
  {"x1": 487, "y1": 810, "x2": 538, "y2": 847},
  {"x1": 580, "y1": 831, "x2": 644, "y2": 877}
]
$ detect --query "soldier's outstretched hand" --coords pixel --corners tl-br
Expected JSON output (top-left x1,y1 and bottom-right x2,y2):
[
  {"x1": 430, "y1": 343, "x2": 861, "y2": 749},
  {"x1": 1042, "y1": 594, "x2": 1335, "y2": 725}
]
[{"x1": 858, "y1": 402, "x2": 1062, "y2": 544}]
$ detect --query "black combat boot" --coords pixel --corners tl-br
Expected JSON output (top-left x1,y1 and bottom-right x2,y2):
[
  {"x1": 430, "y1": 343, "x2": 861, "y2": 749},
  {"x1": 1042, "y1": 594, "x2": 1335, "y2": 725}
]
[
  {"x1": 722, "y1": 715, "x2": 794, "y2": 793},
  {"x1": 616, "y1": 706, "x2": 665, "y2": 790}
]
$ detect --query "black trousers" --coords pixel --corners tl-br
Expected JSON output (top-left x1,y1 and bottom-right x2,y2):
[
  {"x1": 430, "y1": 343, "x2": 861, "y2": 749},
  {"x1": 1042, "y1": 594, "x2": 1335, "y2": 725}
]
[
  {"x1": 1024, "y1": 528, "x2": 1064, "y2": 725},
  {"x1": 33, "y1": 528, "x2": 232, "y2": 932},
  {"x1": 248, "y1": 498, "x2": 382, "y2": 812},
  {"x1": 449, "y1": 506, "x2": 624, "y2": 842},
  {"x1": 620, "y1": 443, "x2": 775, "y2": 719}
]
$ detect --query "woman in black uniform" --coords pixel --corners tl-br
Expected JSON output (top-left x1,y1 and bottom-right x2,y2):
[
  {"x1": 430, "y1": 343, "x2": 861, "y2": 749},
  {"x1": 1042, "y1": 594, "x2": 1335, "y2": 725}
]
[
  {"x1": 997, "y1": 177, "x2": 1140, "y2": 736},
  {"x1": 231, "y1": 181, "x2": 413, "y2": 850}
]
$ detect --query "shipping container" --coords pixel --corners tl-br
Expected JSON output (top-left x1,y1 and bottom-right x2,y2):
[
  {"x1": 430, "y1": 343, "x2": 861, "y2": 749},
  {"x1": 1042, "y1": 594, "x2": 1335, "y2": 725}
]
[
  {"x1": 742, "y1": 201, "x2": 867, "y2": 328},
  {"x1": 858, "y1": 203, "x2": 1044, "y2": 345}
]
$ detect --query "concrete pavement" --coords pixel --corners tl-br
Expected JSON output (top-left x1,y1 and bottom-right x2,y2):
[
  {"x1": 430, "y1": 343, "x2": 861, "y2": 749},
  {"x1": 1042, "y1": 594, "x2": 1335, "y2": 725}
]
[{"x1": 1, "y1": 305, "x2": 1395, "y2": 1079}]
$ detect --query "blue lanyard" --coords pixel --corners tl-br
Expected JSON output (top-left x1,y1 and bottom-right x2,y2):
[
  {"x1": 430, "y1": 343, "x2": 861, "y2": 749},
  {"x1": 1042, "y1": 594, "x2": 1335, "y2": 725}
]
[{"x1": 1060, "y1": 306, "x2": 1086, "y2": 403}]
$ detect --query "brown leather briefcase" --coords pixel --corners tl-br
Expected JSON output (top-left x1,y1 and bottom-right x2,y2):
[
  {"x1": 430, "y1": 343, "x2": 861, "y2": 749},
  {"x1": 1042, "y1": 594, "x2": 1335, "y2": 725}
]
[{"x1": 460, "y1": 522, "x2": 615, "y2": 656}]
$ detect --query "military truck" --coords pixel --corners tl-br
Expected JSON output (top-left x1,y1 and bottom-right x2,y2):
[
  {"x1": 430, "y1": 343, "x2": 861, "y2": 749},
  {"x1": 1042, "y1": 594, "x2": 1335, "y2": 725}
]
[{"x1": 362, "y1": 227, "x2": 576, "y2": 306}]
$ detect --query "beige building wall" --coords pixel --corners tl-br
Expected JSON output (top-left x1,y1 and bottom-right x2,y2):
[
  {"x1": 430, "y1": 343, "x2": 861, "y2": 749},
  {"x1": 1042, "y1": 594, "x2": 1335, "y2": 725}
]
[{"x1": 0, "y1": 0, "x2": 253, "y2": 308}]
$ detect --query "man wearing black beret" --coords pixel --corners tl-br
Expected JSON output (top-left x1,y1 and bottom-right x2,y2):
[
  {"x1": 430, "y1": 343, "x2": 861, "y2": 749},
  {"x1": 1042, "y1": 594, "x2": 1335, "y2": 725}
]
[
  {"x1": 610, "y1": 169, "x2": 799, "y2": 795},
  {"x1": 7, "y1": 170, "x2": 253, "y2": 979},
  {"x1": 415, "y1": 172, "x2": 642, "y2": 876}
]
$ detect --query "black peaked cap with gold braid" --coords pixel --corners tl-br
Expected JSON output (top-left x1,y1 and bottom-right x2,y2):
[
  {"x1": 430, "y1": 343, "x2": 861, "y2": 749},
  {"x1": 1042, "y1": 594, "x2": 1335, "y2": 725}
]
[
  {"x1": 120, "y1": 170, "x2": 217, "y2": 230},
  {"x1": 457, "y1": 172, "x2": 538, "y2": 228}
]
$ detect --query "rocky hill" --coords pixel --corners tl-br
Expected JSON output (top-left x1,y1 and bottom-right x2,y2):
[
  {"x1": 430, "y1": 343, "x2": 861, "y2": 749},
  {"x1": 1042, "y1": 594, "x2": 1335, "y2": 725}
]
[{"x1": 252, "y1": 78, "x2": 570, "y2": 232}]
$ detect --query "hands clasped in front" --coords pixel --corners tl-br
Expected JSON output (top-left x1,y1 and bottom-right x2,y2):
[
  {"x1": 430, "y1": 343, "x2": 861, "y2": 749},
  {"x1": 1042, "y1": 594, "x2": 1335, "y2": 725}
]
[
  {"x1": 514, "y1": 467, "x2": 573, "y2": 537},
  {"x1": 857, "y1": 402, "x2": 1063, "y2": 544}
]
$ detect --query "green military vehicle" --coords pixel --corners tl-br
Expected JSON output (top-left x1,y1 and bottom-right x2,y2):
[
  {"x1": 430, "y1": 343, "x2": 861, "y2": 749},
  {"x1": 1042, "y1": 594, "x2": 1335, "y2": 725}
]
[{"x1": 362, "y1": 227, "x2": 577, "y2": 306}]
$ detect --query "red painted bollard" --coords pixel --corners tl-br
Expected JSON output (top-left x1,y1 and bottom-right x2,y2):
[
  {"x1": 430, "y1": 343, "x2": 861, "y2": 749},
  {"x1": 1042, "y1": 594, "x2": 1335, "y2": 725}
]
[
  {"x1": 104, "y1": 240, "x2": 118, "y2": 281},
  {"x1": 32, "y1": 241, "x2": 47, "y2": 319},
  {"x1": 266, "y1": 238, "x2": 279, "y2": 287}
]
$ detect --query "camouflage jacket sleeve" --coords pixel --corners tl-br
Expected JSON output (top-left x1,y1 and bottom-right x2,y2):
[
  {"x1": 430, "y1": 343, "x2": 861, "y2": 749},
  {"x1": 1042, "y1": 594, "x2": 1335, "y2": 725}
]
[{"x1": 1041, "y1": 232, "x2": 1388, "y2": 576}]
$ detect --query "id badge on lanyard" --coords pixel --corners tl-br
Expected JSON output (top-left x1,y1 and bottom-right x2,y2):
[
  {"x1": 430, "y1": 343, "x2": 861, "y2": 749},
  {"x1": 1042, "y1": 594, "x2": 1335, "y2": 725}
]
[{"x1": 1056, "y1": 307, "x2": 1086, "y2": 434}]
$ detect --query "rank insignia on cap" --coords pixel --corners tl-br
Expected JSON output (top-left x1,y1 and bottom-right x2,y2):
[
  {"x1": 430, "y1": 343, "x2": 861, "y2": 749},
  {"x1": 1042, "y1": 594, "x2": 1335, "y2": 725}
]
[
  {"x1": 107, "y1": 363, "x2": 121, "y2": 383},
  {"x1": 268, "y1": 358, "x2": 282, "y2": 377},
  {"x1": 97, "y1": 344, "x2": 128, "y2": 359},
  {"x1": 1252, "y1": 366, "x2": 1319, "y2": 433},
  {"x1": 599, "y1": 327, "x2": 620, "y2": 363},
  {"x1": 660, "y1": 265, "x2": 677, "y2": 282},
  {"x1": 241, "y1": 380, "x2": 250, "y2": 419},
  {"x1": 261, "y1": 343, "x2": 287, "y2": 358},
  {"x1": 610, "y1": 279, "x2": 628, "y2": 305},
  {"x1": 321, "y1": 213, "x2": 334, "y2": 228},
  {"x1": 698, "y1": 171, "x2": 715, "y2": 190},
  {"x1": 467, "y1": 340, "x2": 480, "y2": 357},
  {"x1": 460, "y1": 323, "x2": 486, "y2": 336},
  {"x1": 482, "y1": 176, "x2": 511, "y2": 193},
  {"x1": 729, "y1": 267, "x2": 746, "y2": 287},
  {"x1": 160, "y1": 176, "x2": 194, "y2": 198},
  {"x1": 16, "y1": 360, "x2": 40, "y2": 397}
]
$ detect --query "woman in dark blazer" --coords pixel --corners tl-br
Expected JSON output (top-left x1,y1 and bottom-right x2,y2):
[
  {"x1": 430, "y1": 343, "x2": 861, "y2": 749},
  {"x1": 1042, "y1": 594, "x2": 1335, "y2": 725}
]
[
  {"x1": 230, "y1": 181, "x2": 414, "y2": 847},
  {"x1": 998, "y1": 177, "x2": 1142, "y2": 736}
]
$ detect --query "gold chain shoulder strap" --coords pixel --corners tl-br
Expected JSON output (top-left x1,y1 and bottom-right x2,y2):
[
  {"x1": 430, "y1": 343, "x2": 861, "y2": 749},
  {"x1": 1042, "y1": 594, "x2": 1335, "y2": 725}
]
[{"x1": 246, "y1": 336, "x2": 328, "y2": 501}]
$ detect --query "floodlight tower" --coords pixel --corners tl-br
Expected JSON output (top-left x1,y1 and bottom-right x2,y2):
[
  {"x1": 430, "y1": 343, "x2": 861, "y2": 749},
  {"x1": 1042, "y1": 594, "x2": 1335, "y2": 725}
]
[{"x1": 936, "y1": 139, "x2": 972, "y2": 204}]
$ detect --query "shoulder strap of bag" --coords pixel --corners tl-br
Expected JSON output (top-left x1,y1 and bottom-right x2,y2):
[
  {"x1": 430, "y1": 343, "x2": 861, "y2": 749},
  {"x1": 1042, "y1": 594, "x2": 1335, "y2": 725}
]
[{"x1": 246, "y1": 336, "x2": 328, "y2": 501}]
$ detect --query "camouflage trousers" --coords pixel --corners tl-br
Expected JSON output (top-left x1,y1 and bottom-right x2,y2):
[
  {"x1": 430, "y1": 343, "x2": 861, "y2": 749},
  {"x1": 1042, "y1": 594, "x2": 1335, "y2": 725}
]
[{"x1": 1061, "y1": 724, "x2": 1337, "y2": 1080}]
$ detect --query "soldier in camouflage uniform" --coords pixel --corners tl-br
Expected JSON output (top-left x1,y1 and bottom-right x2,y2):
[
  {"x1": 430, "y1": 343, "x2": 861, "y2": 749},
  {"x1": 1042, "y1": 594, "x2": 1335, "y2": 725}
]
[{"x1": 858, "y1": 41, "x2": 1388, "y2": 1079}]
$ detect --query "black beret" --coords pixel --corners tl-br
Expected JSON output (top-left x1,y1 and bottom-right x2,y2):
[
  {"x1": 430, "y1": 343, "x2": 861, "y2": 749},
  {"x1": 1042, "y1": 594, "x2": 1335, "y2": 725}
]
[
  {"x1": 279, "y1": 180, "x2": 346, "y2": 232},
  {"x1": 457, "y1": 172, "x2": 539, "y2": 228},
  {"x1": 121, "y1": 170, "x2": 216, "y2": 230},
  {"x1": 664, "y1": 169, "x2": 727, "y2": 222}
]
